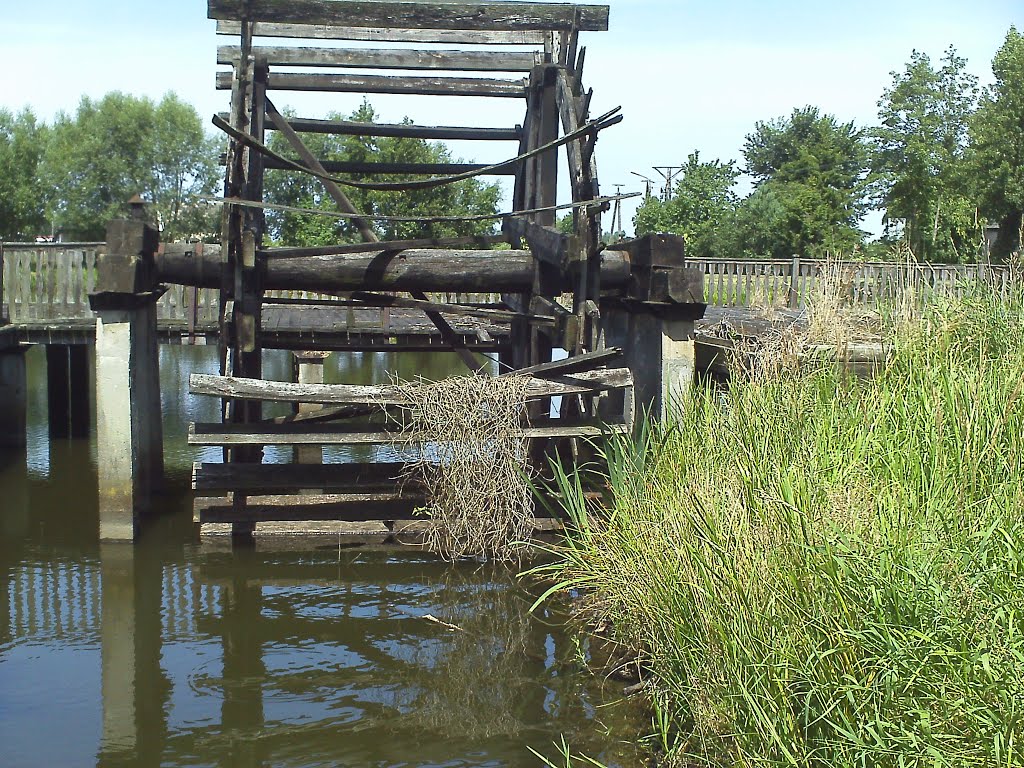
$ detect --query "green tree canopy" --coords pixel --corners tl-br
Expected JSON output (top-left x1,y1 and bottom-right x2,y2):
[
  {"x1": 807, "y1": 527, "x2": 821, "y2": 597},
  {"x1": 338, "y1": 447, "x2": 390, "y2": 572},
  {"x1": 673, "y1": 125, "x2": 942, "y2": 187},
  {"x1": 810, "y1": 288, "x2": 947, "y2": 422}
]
[
  {"x1": 872, "y1": 47, "x2": 979, "y2": 262},
  {"x1": 736, "y1": 105, "x2": 869, "y2": 258},
  {"x1": 633, "y1": 151, "x2": 739, "y2": 258},
  {"x1": 0, "y1": 108, "x2": 49, "y2": 240},
  {"x1": 970, "y1": 27, "x2": 1024, "y2": 259},
  {"x1": 263, "y1": 102, "x2": 500, "y2": 246},
  {"x1": 40, "y1": 92, "x2": 219, "y2": 241}
]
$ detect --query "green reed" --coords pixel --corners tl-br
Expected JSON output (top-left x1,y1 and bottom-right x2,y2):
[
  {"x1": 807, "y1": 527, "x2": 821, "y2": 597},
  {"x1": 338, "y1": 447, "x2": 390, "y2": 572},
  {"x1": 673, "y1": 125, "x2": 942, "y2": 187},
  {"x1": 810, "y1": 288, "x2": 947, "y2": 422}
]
[{"x1": 533, "y1": 285, "x2": 1024, "y2": 767}]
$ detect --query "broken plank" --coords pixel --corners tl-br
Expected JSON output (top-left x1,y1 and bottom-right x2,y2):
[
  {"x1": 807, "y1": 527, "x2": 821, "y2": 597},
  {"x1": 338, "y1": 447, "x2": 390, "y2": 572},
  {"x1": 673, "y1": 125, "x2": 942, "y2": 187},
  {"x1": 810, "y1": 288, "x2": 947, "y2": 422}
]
[
  {"x1": 502, "y1": 217, "x2": 576, "y2": 267},
  {"x1": 208, "y1": 1, "x2": 611, "y2": 33},
  {"x1": 216, "y1": 71, "x2": 527, "y2": 97},
  {"x1": 219, "y1": 45, "x2": 541, "y2": 71},
  {"x1": 216, "y1": 20, "x2": 547, "y2": 44},
  {"x1": 188, "y1": 367, "x2": 633, "y2": 404}
]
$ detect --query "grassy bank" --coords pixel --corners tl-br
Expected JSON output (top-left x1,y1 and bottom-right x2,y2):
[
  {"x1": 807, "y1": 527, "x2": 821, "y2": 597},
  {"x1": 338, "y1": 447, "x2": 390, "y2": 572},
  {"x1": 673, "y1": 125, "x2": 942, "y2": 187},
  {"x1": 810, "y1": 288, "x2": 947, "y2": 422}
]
[{"x1": 536, "y1": 287, "x2": 1024, "y2": 766}]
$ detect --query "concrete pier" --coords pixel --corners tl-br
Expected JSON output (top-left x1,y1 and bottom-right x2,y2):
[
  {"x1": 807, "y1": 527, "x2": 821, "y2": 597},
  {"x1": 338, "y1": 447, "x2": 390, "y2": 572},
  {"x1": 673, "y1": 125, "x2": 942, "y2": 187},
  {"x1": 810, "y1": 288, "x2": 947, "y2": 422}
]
[
  {"x1": 90, "y1": 214, "x2": 164, "y2": 541},
  {"x1": 292, "y1": 351, "x2": 330, "y2": 466}
]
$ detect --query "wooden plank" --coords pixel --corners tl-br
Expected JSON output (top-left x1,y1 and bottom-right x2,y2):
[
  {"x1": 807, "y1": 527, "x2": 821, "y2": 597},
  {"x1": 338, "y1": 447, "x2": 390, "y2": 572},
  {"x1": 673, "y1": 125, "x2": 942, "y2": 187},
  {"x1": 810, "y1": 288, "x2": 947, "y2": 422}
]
[
  {"x1": 502, "y1": 217, "x2": 574, "y2": 267},
  {"x1": 195, "y1": 493, "x2": 422, "y2": 523},
  {"x1": 348, "y1": 291, "x2": 556, "y2": 326},
  {"x1": 208, "y1": 1, "x2": 611, "y2": 32},
  {"x1": 219, "y1": 45, "x2": 540, "y2": 71},
  {"x1": 262, "y1": 234, "x2": 506, "y2": 258},
  {"x1": 266, "y1": 116, "x2": 521, "y2": 142},
  {"x1": 189, "y1": 418, "x2": 627, "y2": 446},
  {"x1": 217, "y1": 71, "x2": 527, "y2": 97},
  {"x1": 189, "y1": 367, "x2": 632, "y2": 404},
  {"x1": 192, "y1": 461, "x2": 411, "y2": 492},
  {"x1": 260, "y1": 156, "x2": 518, "y2": 175},
  {"x1": 217, "y1": 19, "x2": 548, "y2": 44},
  {"x1": 501, "y1": 347, "x2": 621, "y2": 378}
]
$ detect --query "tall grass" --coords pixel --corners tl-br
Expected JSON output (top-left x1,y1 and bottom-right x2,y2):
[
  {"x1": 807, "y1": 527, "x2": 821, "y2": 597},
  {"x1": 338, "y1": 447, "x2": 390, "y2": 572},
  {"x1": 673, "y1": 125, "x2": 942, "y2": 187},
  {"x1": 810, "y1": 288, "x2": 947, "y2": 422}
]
[{"x1": 534, "y1": 285, "x2": 1024, "y2": 766}]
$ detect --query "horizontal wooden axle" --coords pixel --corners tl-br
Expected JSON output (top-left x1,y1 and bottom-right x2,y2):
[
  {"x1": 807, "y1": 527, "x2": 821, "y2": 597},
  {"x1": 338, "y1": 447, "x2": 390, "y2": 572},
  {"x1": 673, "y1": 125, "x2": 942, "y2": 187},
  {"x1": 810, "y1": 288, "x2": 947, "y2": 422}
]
[
  {"x1": 208, "y1": 1, "x2": 611, "y2": 32},
  {"x1": 216, "y1": 71, "x2": 527, "y2": 97},
  {"x1": 218, "y1": 45, "x2": 541, "y2": 71}
]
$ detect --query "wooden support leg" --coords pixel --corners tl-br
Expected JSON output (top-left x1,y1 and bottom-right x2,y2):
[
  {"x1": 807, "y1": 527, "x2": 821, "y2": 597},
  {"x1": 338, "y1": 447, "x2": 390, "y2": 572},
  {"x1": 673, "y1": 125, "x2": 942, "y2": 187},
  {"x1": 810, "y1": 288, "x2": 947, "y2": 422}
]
[{"x1": 0, "y1": 349, "x2": 27, "y2": 450}]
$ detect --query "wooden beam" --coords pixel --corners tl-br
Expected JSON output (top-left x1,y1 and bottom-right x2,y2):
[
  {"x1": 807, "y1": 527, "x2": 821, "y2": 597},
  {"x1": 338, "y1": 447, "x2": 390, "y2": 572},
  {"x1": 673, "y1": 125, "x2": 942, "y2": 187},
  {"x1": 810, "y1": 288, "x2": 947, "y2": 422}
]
[
  {"x1": 219, "y1": 45, "x2": 541, "y2": 72},
  {"x1": 501, "y1": 347, "x2": 622, "y2": 378},
  {"x1": 263, "y1": 116, "x2": 521, "y2": 142},
  {"x1": 216, "y1": 19, "x2": 547, "y2": 44},
  {"x1": 502, "y1": 217, "x2": 575, "y2": 268},
  {"x1": 216, "y1": 71, "x2": 527, "y2": 97},
  {"x1": 260, "y1": 157, "x2": 518, "y2": 176},
  {"x1": 189, "y1": 367, "x2": 633, "y2": 404},
  {"x1": 193, "y1": 461, "x2": 411, "y2": 492},
  {"x1": 195, "y1": 493, "x2": 422, "y2": 523},
  {"x1": 348, "y1": 291, "x2": 556, "y2": 326},
  {"x1": 262, "y1": 234, "x2": 505, "y2": 258},
  {"x1": 189, "y1": 418, "x2": 628, "y2": 445},
  {"x1": 208, "y1": 1, "x2": 611, "y2": 32}
]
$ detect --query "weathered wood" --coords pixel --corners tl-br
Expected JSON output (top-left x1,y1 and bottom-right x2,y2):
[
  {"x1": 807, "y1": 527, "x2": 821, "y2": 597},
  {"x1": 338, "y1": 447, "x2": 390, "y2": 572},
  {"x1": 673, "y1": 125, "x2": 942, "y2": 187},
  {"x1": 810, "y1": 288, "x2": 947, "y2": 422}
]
[
  {"x1": 502, "y1": 347, "x2": 622, "y2": 378},
  {"x1": 348, "y1": 291, "x2": 556, "y2": 326},
  {"x1": 193, "y1": 461, "x2": 411, "y2": 492},
  {"x1": 264, "y1": 116, "x2": 521, "y2": 142},
  {"x1": 265, "y1": 100, "x2": 379, "y2": 243},
  {"x1": 217, "y1": 19, "x2": 548, "y2": 44},
  {"x1": 219, "y1": 45, "x2": 541, "y2": 71},
  {"x1": 189, "y1": 418, "x2": 627, "y2": 445},
  {"x1": 216, "y1": 71, "x2": 527, "y2": 97},
  {"x1": 260, "y1": 157, "x2": 518, "y2": 176},
  {"x1": 262, "y1": 234, "x2": 505, "y2": 258},
  {"x1": 208, "y1": 1, "x2": 611, "y2": 32},
  {"x1": 156, "y1": 246, "x2": 633, "y2": 293},
  {"x1": 189, "y1": 366, "x2": 632, "y2": 404},
  {"x1": 502, "y1": 217, "x2": 575, "y2": 267},
  {"x1": 195, "y1": 493, "x2": 422, "y2": 523}
]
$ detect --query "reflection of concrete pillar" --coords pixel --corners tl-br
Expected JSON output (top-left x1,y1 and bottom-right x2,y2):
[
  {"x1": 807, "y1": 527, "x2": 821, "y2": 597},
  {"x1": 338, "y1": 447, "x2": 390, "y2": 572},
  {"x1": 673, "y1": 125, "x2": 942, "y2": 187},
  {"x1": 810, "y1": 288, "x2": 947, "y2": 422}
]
[
  {"x1": 93, "y1": 297, "x2": 164, "y2": 540},
  {"x1": 98, "y1": 544, "x2": 169, "y2": 767},
  {"x1": 0, "y1": 349, "x2": 27, "y2": 450},
  {"x1": 292, "y1": 351, "x2": 329, "y2": 466}
]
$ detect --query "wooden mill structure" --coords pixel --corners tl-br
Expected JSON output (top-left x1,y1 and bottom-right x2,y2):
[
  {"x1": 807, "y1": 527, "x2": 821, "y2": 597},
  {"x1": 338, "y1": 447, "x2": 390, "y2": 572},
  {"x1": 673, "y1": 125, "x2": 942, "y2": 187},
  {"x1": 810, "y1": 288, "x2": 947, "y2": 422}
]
[{"x1": 73, "y1": 0, "x2": 704, "y2": 540}]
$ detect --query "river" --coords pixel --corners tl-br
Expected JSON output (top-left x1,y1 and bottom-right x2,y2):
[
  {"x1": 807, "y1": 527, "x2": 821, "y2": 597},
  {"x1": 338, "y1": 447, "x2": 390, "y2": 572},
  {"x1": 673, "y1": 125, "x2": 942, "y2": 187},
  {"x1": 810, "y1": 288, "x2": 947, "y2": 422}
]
[{"x1": 0, "y1": 345, "x2": 645, "y2": 768}]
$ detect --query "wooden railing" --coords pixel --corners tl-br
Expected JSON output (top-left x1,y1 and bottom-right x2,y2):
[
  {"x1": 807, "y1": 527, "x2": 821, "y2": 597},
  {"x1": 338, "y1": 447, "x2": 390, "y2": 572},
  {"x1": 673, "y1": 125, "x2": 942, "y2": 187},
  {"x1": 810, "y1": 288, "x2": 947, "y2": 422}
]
[{"x1": 690, "y1": 257, "x2": 1017, "y2": 309}]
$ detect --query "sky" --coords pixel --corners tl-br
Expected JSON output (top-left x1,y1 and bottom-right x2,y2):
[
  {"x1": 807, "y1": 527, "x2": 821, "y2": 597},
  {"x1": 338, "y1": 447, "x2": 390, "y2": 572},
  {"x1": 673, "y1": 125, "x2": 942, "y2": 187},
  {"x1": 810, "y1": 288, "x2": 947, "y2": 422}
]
[{"x1": 2, "y1": 0, "x2": 1019, "y2": 235}]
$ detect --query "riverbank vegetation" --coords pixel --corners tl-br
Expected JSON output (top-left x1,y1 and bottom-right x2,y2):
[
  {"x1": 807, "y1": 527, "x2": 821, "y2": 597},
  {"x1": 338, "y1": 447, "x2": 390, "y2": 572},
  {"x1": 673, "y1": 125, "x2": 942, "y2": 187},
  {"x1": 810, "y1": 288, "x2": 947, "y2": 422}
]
[{"x1": 536, "y1": 283, "x2": 1024, "y2": 766}]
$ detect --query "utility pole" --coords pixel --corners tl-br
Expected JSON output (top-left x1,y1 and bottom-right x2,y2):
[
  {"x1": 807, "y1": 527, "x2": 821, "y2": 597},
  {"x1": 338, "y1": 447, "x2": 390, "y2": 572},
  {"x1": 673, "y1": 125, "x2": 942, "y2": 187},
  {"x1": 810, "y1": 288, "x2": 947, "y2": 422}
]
[
  {"x1": 611, "y1": 184, "x2": 625, "y2": 237},
  {"x1": 630, "y1": 171, "x2": 654, "y2": 199},
  {"x1": 652, "y1": 165, "x2": 684, "y2": 202}
]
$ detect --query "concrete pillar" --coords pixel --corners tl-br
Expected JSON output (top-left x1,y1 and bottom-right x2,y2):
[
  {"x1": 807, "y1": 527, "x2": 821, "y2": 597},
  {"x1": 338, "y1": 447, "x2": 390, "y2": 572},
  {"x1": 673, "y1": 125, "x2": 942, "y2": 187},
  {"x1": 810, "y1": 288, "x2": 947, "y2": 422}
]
[
  {"x1": 0, "y1": 349, "x2": 27, "y2": 451},
  {"x1": 93, "y1": 296, "x2": 164, "y2": 541},
  {"x1": 292, "y1": 351, "x2": 329, "y2": 466}
]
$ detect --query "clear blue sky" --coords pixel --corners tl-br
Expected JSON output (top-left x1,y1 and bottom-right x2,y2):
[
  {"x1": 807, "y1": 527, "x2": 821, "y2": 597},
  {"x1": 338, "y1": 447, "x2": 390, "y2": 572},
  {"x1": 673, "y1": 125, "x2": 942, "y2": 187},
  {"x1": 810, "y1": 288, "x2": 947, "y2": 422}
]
[{"x1": 3, "y1": 0, "x2": 1019, "y2": 234}]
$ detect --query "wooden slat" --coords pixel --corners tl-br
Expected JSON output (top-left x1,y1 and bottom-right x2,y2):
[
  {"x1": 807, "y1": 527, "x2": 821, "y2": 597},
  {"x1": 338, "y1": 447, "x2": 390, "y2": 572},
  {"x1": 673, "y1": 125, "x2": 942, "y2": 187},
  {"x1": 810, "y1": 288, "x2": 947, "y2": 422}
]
[
  {"x1": 219, "y1": 45, "x2": 540, "y2": 71},
  {"x1": 208, "y1": 1, "x2": 611, "y2": 32},
  {"x1": 189, "y1": 366, "x2": 632, "y2": 404},
  {"x1": 348, "y1": 291, "x2": 556, "y2": 326},
  {"x1": 217, "y1": 19, "x2": 548, "y2": 44},
  {"x1": 502, "y1": 347, "x2": 621, "y2": 378},
  {"x1": 260, "y1": 157, "x2": 518, "y2": 176},
  {"x1": 189, "y1": 418, "x2": 627, "y2": 446},
  {"x1": 216, "y1": 71, "x2": 527, "y2": 97},
  {"x1": 192, "y1": 461, "x2": 411, "y2": 492},
  {"x1": 195, "y1": 493, "x2": 422, "y2": 523},
  {"x1": 266, "y1": 116, "x2": 521, "y2": 142}
]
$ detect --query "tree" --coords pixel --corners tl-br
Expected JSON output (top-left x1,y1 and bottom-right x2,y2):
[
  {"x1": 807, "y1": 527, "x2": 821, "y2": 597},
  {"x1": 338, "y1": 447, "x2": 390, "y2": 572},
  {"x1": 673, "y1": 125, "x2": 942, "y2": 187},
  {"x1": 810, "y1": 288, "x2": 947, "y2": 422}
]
[
  {"x1": 970, "y1": 27, "x2": 1024, "y2": 259},
  {"x1": 872, "y1": 47, "x2": 979, "y2": 262},
  {"x1": 739, "y1": 106, "x2": 869, "y2": 259},
  {"x1": 263, "y1": 102, "x2": 500, "y2": 245},
  {"x1": 41, "y1": 92, "x2": 219, "y2": 241},
  {"x1": 633, "y1": 151, "x2": 739, "y2": 258},
  {"x1": 0, "y1": 108, "x2": 49, "y2": 240}
]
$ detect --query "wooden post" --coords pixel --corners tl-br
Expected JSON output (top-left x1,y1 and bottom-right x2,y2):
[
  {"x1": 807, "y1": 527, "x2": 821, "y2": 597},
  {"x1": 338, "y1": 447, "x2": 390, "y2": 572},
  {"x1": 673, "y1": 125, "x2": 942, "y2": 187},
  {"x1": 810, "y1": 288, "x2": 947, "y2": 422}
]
[
  {"x1": 0, "y1": 348, "x2": 27, "y2": 450},
  {"x1": 90, "y1": 213, "x2": 164, "y2": 541}
]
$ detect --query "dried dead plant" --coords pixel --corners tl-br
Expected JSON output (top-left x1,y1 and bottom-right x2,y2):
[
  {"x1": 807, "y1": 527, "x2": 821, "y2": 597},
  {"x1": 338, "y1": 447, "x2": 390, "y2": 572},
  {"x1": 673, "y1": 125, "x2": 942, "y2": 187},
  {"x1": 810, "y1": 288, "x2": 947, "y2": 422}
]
[{"x1": 382, "y1": 374, "x2": 536, "y2": 561}]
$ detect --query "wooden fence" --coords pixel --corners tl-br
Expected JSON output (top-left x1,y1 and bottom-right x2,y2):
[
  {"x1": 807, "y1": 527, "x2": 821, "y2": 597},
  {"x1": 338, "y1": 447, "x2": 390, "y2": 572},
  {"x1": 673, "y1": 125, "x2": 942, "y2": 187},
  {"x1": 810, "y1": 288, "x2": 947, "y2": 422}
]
[
  {"x1": 690, "y1": 257, "x2": 1017, "y2": 309},
  {"x1": 2, "y1": 244, "x2": 1018, "y2": 323}
]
